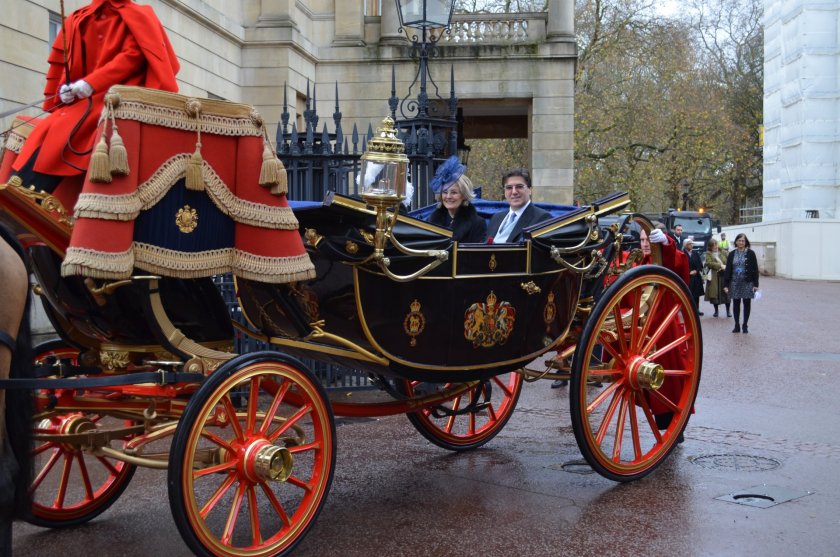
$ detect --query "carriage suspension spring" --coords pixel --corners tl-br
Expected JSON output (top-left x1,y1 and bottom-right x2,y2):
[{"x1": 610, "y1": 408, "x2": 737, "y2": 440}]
[{"x1": 429, "y1": 380, "x2": 491, "y2": 418}]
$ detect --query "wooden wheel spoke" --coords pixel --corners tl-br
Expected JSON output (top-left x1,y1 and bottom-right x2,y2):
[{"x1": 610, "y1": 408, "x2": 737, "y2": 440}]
[
  {"x1": 222, "y1": 482, "x2": 248, "y2": 544},
  {"x1": 95, "y1": 455, "x2": 121, "y2": 477},
  {"x1": 267, "y1": 404, "x2": 312, "y2": 443},
  {"x1": 611, "y1": 392, "x2": 630, "y2": 461},
  {"x1": 221, "y1": 395, "x2": 246, "y2": 442},
  {"x1": 31, "y1": 449, "x2": 61, "y2": 492},
  {"x1": 194, "y1": 460, "x2": 237, "y2": 479},
  {"x1": 641, "y1": 303, "x2": 682, "y2": 356},
  {"x1": 246, "y1": 376, "x2": 261, "y2": 433},
  {"x1": 594, "y1": 388, "x2": 623, "y2": 445},
  {"x1": 288, "y1": 440, "x2": 321, "y2": 454},
  {"x1": 286, "y1": 474, "x2": 314, "y2": 493},
  {"x1": 646, "y1": 331, "x2": 692, "y2": 362},
  {"x1": 586, "y1": 378, "x2": 624, "y2": 414},
  {"x1": 75, "y1": 453, "x2": 95, "y2": 501},
  {"x1": 637, "y1": 396, "x2": 663, "y2": 443},
  {"x1": 32, "y1": 441, "x2": 55, "y2": 457},
  {"x1": 648, "y1": 388, "x2": 680, "y2": 413},
  {"x1": 260, "y1": 482, "x2": 292, "y2": 528},
  {"x1": 491, "y1": 375, "x2": 514, "y2": 398},
  {"x1": 627, "y1": 392, "x2": 642, "y2": 461},
  {"x1": 247, "y1": 485, "x2": 262, "y2": 546},
  {"x1": 201, "y1": 429, "x2": 235, "y2": 452},
  {"x1": 200, "y1": 472, "x2": 237, "y2": 518},
  {"x1": 629, "y1": 288, "x2": 643, "y2": 349},
  {"x1": 55, "y1": 454, "x2": 74, "y2": 508},
  {"x1": 611, "y1": 305, "x2": 629, "y2": 355},
  {"x1": 637, "y1": 285, "x2": 664, "y2": 349},
  {"x1": 260, "y1": 381, "x2": 291, "y2": 435}
]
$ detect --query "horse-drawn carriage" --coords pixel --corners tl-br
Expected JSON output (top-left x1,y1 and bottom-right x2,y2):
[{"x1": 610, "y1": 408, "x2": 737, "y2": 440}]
[{"x1": 0, "y1": 86, "x2": 701, "y2": 557}]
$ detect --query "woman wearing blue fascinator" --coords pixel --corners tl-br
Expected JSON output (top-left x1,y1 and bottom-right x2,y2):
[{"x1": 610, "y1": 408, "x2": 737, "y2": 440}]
[{"x1": 426, "y1": 156, "x2": 487, "y2": 243}]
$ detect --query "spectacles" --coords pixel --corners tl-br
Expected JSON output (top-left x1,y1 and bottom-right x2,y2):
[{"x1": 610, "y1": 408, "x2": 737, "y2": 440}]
[{"x1": 504, "y1": 183, "x2": 527, "y2": 191}]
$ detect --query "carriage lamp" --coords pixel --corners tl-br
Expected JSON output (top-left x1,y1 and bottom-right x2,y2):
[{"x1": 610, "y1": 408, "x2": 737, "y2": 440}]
[
  {"x1": 359, "y1": 116, "x2": 409, "y2": 207},
  {"x1": 359, "y1": 116, "x2": 448, "y2": 281}
]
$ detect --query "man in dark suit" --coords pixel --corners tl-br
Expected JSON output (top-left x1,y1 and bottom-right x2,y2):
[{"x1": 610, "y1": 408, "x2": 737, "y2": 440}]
[
  {"x1": 670, "y1": 224, "x2": 685, "y2": 249},
  {"x1": 487, "y1": 168, "x2": 552, "y2": 243}
]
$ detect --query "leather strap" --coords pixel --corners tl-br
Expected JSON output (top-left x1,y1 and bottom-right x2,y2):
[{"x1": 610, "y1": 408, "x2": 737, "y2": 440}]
[
  {"x1": 0, "y1": 371, "x2": 205, "y2": 390},
  {"x1": 0, "y1": 330, "x2": 15, "y2": 353}
]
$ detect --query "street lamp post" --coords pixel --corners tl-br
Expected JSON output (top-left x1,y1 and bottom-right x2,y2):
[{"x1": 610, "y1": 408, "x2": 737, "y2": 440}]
[
  {"x1": 680, "y1": 179, "x2": 690, "y2": 211},
  {"x1": 393, "y1": 0, "x2": 456, "y2": 120}
]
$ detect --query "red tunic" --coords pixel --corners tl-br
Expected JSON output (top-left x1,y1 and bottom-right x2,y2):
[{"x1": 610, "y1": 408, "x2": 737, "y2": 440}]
[{"x1": 13, "y1": 0, "x2": 180, "y2": 177}]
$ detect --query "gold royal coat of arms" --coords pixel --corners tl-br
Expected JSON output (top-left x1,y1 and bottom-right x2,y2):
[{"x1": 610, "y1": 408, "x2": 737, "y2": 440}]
[{"x1": 464, "y1": 291, "x2": 516, "y2": 348}]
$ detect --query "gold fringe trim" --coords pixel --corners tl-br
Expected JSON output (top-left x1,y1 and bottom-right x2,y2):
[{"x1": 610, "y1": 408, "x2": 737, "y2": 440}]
[
  {"x1": 3, "y1": 117, "x2": 38, "y2": 153},
  {"x1": 61, "y1": 247, "x2": 134, "y2": 279},
  {"x1": 75, "y1": 154, "x2": 300, "y2": 229},
  {"x1": 133, "y1": 244, "x2": 315, "y2": 283},
  {"x1": 105, "y1": 85, "x2": 263, "y2": 137},
  {"x1": 74, "y1": 193, "x2": 143, "y2": 221},
  {"x1": 3, "y1": 132, "x2": 26, "y2": 154}
]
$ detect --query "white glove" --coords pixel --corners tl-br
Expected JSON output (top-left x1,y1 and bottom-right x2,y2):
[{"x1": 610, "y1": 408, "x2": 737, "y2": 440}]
[
  {"x1": 649, "y1": 229, "x2": 668, "y2": 244},
  {"x1": 59, "y1": 84, "x2": 75, "y2": 104},
  {"x1": 71, "y1": 80, "x2": 93, "y2": 99}
]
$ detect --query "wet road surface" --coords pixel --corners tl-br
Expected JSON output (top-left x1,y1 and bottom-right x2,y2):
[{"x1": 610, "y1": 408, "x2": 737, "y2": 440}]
[{"x1": 12, "y1": 276, "x2": 840, "y2": 556}]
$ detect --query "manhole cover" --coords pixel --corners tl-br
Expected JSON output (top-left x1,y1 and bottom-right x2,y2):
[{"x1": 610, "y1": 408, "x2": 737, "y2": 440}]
[
  {"x1": 716, "y1": 485, "x2": 814, "y2": 508},
  {"x1": 690, "y1": 454, "x2": 781, "y2": 471},
  {"x1": 551, "y1": 459, "x2": 595, "y2": 475}
]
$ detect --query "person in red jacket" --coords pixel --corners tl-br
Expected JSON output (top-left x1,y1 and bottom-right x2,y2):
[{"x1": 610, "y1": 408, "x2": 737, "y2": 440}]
[{"x1": 11, "y1": 0, "x2": 180, "y2": 199}]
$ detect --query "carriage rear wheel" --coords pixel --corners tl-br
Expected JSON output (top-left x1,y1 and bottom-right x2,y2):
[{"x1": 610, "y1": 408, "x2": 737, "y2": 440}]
[
  {"x1": 401, "y1": 371, "x2": 523, "y2": 451},
  {"x1": 168, "y1": 352, "x2": 335, "y2": 557},
  {"x1": 27, "y1": 340, "x2": 137, "y2": 528},
  {"x1": 570, "y1": 266, "x2": 702, "y2": 482}
]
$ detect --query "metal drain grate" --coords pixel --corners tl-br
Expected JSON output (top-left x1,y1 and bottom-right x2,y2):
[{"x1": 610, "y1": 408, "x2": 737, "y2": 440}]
[
  {"x1": 716, "y1": 484, "x2": 814, "y2": 508},
  {"x1": 689, "y1": 453, "x2": 781, "y2": 471}
]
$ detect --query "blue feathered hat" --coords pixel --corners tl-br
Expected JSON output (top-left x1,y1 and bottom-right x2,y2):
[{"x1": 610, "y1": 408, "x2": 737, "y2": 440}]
[{"x1": 429, "y1": 155, "x2": 465, "y2": 194}]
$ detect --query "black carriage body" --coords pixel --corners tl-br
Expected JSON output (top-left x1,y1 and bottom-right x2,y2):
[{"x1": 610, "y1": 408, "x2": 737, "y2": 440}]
[{"x1": 236, "y1": 193, "x2": 629, "y2": 382}]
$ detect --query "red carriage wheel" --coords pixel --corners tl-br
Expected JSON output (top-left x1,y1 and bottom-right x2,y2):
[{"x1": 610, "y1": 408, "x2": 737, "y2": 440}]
[
  {"x1": 168, "y1": 352, "x2": 335, "y2": 557},
  {"x1": 570, "y1": 266, "x2": 702, "y2": 482},
  {"x1": 27, "y1": 340, "x2": 137, "y2": 528},
  {"x1": 401, "y1": 371, "x2": 523, "y2": 451}
]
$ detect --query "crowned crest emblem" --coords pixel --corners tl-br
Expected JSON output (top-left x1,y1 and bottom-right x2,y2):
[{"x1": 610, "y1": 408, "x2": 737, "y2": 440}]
[
  {"x1": 175, "y1": 205, "x2": 198, "y2": 233},
  {"x1": 403, "y1": 299, "x2": 426, "y2": 346},
  {"x1": 543, "y1": 291, "x2": 557, "y2": 326},
  {"x1": 464, "y1": 291, "x2": 516, "y2": 348}
]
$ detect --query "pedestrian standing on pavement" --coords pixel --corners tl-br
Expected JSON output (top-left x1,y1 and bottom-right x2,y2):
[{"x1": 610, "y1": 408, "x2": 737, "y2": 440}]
[
  {"x1": 684, "y1": 238, "x2": 705, "y2": 315},
  {"x1": 704, "y1": 238, "x2": 730, "y2": 317},
  {"x1": 719, "y1": 232, "x2": 729, "y2": 250},
  {"x1": 723, "y1": 233, "x2": 759, "y2": 333}
]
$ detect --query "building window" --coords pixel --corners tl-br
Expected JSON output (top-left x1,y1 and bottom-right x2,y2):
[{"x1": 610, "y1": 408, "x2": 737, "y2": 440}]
[{"x1": 48, "y1": 11, "x2": 61, "y2": 50}]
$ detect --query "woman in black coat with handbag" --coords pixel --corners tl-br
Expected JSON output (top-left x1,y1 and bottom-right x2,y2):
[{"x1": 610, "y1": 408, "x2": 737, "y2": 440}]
[
  {"x1": 427, "y1": 156, "x2": 487, "y2": 243},
  {"x1": 723, "y1": 233, "x2": 759, "y2": 333},
  {"x1": 683, "y1": 238, "x2": 705, "y2": 315}
]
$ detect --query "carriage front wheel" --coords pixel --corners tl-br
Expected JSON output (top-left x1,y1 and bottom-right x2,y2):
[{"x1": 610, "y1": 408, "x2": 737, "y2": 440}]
[
  {"x1": 168, "y1": 352, "x2": 336, "y2": 557},
  {"x1": 570, "y1": 266, "x2": 702, "y2": 482}
]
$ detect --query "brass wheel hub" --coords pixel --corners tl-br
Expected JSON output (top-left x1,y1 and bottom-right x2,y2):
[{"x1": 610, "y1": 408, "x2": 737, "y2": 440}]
[
  {"x1": 627, "y1": 356, "x2": 665, "y2": 390},
  {"x1": 242, "y1": 440, "x2": 293, "y2": 483}
]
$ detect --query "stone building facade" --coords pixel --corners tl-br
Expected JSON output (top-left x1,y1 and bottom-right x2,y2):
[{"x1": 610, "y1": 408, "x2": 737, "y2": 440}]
[{"x1": 1, "y1": 0, "x2": 576, "y2": 203}]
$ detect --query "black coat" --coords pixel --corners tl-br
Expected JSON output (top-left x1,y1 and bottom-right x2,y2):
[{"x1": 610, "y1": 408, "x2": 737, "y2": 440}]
[
  {"x1": 487, "y1": 201, "x2": 553, "y2": 243},
  {"x1": 428, "y1": 203, "x2": 487, "y2": 243},
  {"x1": 686, "y1": 249, "x2": 705, "y2": 298},
  {"x1": 723, "y1": 248, "x2": 759, "y2": 289}
]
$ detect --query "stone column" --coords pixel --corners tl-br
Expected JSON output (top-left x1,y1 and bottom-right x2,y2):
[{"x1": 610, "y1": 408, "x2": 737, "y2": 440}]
[
  {"x1": 380, "y1": 0, "x2": 405, "y2": 45},
  {"x1": 546, "y1": 0, "x2": 574, "y2": 41},
  {"x1": 334, "y1": 1, "x2": 365, "y2": 46}
]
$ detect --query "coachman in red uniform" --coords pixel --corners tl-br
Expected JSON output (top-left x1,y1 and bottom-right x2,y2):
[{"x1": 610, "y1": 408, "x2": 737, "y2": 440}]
[{"x1": 11, "y1": 0, "x2": 179, "y2": 200}]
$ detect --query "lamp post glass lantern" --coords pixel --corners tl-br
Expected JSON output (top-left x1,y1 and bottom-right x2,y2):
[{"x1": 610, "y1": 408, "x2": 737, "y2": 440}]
[{"x1": 396, "y1": 0, "x2": 456, "y2": 31}]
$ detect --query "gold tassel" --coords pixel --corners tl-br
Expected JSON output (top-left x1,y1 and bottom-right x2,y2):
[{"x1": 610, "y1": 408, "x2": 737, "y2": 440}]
[
  {"x1": 109, "y1": 128, "x2": 130, "y2": 176},
  {"x1": 269, "y1": 161, "x2": 288, "y2": 196},
  {"x1": 185, "y1": 144, "x2": 204, "y2": 191},
  {"x1": 259, "y1": 143, "x2": 279, "y2": 186},
  {"x1": 89, "y1": 136, "x2": 112, "y2": 183}
]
